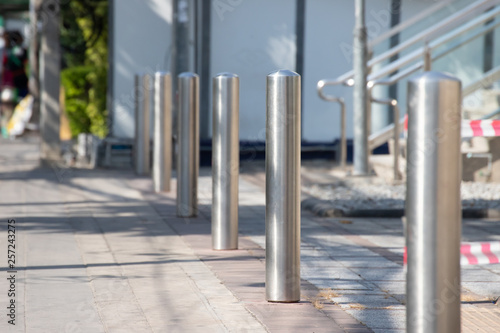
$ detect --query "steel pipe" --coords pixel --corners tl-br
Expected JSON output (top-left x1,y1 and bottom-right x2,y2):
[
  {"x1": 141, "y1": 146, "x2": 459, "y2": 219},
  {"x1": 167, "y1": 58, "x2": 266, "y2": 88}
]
[
  {"x1": 177, "y1": 72, "x2": 199, "y2": 217},
  {"x1": 265, "y1": 70, "x2": 301, "y2": 303},
  {"x1": 370, "y1": 95, "x2": 401, "y2": 182},
  {"x1": 135, "y1": 73, "x2": 152, "y2": 175},
  {"x1": 338, "y1": 99, "x2": 347, "y2": 170},
  {"x1": 353, "y1": 0, "x2": 369, "y2": 176},
  {"x1": 212, "y1": 73, "x2": 239, "y2": 250},
  {"x1": 317, "y1": 1, "x2": 500, "y2": 91},
  {"x1": 316, "y1": 85, "x2": 346, "y2": 170},
  {"x1": 153, "y1": 72, "x2": 172, "y2": 192},
  {"x1": 406, "y1": 71, "x2": 462, "y2": 333}
]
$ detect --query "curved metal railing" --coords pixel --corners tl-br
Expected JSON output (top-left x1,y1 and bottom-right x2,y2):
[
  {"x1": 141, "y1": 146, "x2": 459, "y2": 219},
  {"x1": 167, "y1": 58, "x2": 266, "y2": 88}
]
[{"x1": 317, "y1": 0, "x2": 500, "y2": 178}]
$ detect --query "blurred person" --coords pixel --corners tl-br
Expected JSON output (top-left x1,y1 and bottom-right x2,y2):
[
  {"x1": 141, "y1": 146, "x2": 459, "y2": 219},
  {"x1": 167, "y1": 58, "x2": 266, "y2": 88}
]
[
  {"x1": 0, "y1": 31, "x2": 28, "y2": 137},
  {"x1": 1, "y1": 31, "x2": 28, "y2": 98},
  {"x1": 0, "y1": 26, "x2": 4, "y2": 77}
]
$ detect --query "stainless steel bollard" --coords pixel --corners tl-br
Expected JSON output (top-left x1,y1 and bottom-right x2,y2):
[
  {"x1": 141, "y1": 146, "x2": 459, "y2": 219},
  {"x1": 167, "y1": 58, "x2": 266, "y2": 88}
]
[
  {"x1": 135, "y1": 73, "x2": 152, "y2": 175},
  {"x1": 265, "y1": 70, "x2": 301, "y2": 303},
  {"x1": 177, "y1": 72, "x2": 199, "y2": 217},
  {"x1": 406, "y1": 71, "x2": 462, "y2": 333},
  {"x1": 353, "y1": 0, "x2": 369, "y2": 176},
  {"x1": 212, "y1": 73, "x2": 239, "y2": 250},
  {"x1": 153, "y1": 72, "x2": 172, "y2": 193}
]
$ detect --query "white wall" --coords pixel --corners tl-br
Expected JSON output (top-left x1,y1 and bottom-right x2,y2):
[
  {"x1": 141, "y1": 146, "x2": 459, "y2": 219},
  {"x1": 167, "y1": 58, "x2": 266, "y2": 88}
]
[
  {"x1": 111, "y1": 0, "x2": 487, "y2": 142},
  {"x1": 210, "y1": 0, "x2": 296, "y2": 141},
  {"x1": 302, "y1": 0, "x2": 391, "y2": 142},
  {"x1": 112, "y1": 0, "x2": 174, "y2": 138},
  {"x1": 210, "y1": 0, "x2": 392, "y2": 142}
]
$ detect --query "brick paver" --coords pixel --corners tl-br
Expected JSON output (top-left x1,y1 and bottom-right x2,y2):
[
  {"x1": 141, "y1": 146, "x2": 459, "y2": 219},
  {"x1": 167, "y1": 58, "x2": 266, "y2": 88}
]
[{"x1": 0, "y1": 138, "x2": 499, "y2": 332}]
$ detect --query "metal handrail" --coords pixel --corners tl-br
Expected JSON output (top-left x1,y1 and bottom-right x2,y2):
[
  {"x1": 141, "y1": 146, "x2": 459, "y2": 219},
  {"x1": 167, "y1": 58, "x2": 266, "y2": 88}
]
[
  {"x1": 367, "y1": 20, "x2": 500, "y2": 120},
  {"x1": 369, "y1": 65, "x2": 500, "y2": 144},
  {"x1": 367, "y1": 23, "x2": 500, "y2": 96},
  {"x1": 368, "y1": 0, "x2": 499, "y2": 71},
  {"x1": 318, "y1": 0, "x2": 500, "y2": 178},
  {"x1": 481, "y1": 107, "x2": 500, "y2": 120},
  {"x1": 367, "y1": 65, "x2": 500, "y2": 181},
  {"x1": 367, "y1": 70, "x2": 413, "y2": 182},
  {"x1": 370, "y1": 96, "x2": 401, "y2": 181},
  {"x1": 368, "y1": 1, "x2": 452, "y2": 48},
  {"x1": 317, "y1": 0, "x2": 500, "y2": 92},
  {"x1": 317, "y1": 82, "x2": 346, "y2": 169},
  {"x1": 367, "y1": 6, "x2": 500, "y2": 81},
  {"x1": 431, "y1": 20, "x2": 500, "y2": 65},
  {"x1": 366, "y1": 65, "x2": 500, "y2": 180},
  {"x1": 366, "y1": 68, "x2": 419, "y2": 181},
  {"x1": 463, "y1": 66, "x2": 500, "y2": 97}
]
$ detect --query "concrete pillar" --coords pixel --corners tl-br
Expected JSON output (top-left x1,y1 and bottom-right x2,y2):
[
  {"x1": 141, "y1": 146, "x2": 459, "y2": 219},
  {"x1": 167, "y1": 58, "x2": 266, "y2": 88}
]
[
  {"x1": 29, "y1": 0, "x2": 42, "y2": 124},
  {"x1": 39, "y1": 0, "x2": 61, "y2": 162}
]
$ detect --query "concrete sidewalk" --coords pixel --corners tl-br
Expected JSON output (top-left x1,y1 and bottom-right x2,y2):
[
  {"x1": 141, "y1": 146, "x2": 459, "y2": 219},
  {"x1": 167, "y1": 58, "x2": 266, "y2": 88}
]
[{"x1": 0, "y1": 138, "x2": 499, "y2": 332}]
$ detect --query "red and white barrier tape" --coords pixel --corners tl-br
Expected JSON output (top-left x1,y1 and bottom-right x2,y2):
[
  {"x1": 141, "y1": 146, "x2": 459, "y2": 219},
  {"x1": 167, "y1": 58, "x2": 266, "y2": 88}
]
[
  {"x1": 462, "y1": 120, "x2": 500, "y2": 138},
  {"x1": 403, "y1": 116, "x2": 500, "y2": 138},
  {"x1": 403, "y1": 241, "x2": 500, "y2": 266},
  {"x1": 461, "y1": 241, "x2": 500, "y2": 265}
]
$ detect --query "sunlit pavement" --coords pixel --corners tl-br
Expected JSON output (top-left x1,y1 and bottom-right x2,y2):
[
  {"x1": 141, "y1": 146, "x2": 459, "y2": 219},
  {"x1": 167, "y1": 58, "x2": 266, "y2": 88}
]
[{"x1": 0, "y1": 137, "x2": 499, "y2": 332}]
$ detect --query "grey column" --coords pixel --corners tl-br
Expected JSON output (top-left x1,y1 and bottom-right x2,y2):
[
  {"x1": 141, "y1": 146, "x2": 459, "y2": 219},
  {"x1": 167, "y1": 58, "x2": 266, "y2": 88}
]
[
  {"x1": 177, "y1": 73, "x2": 199, "y2": 218},
  {"x1": 406, "y1": 71, "x2": 462, "y2": 333},
  {"x1": 106, "y1": 0, "x2": 115, "y2": 135},
  {"x1": 134, "y1": 74, "x2": 152, "y2": 175},
  {"x1": 212, "y1": 73, "x2": 239, "y2": 250},
  {"x1": 353, "y1": 0, "x2": 369, "y2": 175},
  {"x1": 265, "y1": 70, "x2": 301, "y2": 303},
  {"x1": 153, "y1": 72, "x2": 172, "y2": 192},
  {"x1": 39, "y1": 0, "x2": 61, "y2": 162},
  {"x1": 172, "y1": 0, "x2": 191, "y2": 146},
  {"x1": 29, "y1": 0, "x2": 42, "y2": 124}
]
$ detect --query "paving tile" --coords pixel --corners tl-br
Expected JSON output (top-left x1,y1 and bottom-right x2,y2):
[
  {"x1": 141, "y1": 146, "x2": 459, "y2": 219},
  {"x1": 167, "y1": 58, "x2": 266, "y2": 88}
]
[{"x1": 2, "y1": 139, "x2": 500, "y2": 332}]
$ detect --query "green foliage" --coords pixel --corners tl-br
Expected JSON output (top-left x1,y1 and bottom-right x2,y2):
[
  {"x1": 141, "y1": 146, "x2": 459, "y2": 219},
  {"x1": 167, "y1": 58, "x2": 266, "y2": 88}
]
[
  {"x1": 60, "y1": 0, "x2": 108, "y2": 138},
  {"x1": 60, "y1": 7, "x2": 86, "y2": 68},
  {"x1": 86, "y1": 66, "x2": 108, "y2": 138},
  {"x1": 61, "y1": 67, "x2": 90, "y2": 136}
]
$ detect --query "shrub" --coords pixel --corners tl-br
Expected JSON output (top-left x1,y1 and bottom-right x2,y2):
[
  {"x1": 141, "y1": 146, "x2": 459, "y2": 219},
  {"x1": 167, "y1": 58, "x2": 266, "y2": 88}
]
[
  {"x1": 60, "y1": 0, "x2": 109, "y2": 138},
  {"x1": 61, "y1": 66, "x2": 107, "y2": 138}
]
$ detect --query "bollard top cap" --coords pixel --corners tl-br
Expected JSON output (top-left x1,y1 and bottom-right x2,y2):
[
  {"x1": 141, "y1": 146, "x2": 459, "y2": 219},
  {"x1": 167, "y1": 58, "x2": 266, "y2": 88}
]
[
  {"x1": 268, "y1": 69, "x2": 300, "y2": 77},
  {"x1": 215, "y1": 72, "x2": 238, "y2": 78},
  {"x1": 409, "y1": 71, "x2": 461, "y2": 84},
  {"x1": 154, "y1": 71, "x2": 170, "y2": 76},
  {"x1": 178, "y1": 72, "x2": 199, "y2": 78}
]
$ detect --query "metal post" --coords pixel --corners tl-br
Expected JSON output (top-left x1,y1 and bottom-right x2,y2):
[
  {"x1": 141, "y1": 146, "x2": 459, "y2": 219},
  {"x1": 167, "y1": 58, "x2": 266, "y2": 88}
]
[
  {"x1": 174, "y1": 0, "x2": 190, "y2": 77},
  {"x1": 423, "y1": 43, "x2": 432, "y2": 71},
  {"x1": 212, "y1": 73, "x2": 239, "y2": 250},
  {"x1": 353, "y1": 0, "x2": 369, "y2": 175},
  {"x1": 177, "y1": 72, "x2": 199, "y2": 217},
  {"x1": 134, "y1": 74, "x2": 152, "y2": 175},
  {"x1": 153, "y1": 72, "x2": 172, "y2": 192},
  {"x1": 370, "y1": 90, "x2": 401, "y2": 182},
  {"x1": 339, "y1": 100, "x2": 347, "y2": 169},
  {"x1": 316, "y1": 83, "x2": 347, "y2": 170},
  {"x1": 265, "y1": 70, "x2": 301, "y2": 303},
  {"x1": 392, "y1": 101, "x2": 401, "y2": 181},
  {"x1": 406, "y1": 71, "x2": 462, "y2": 333},
  {"x1": 172, "y1": 0, "x2": 191, "y2": 151},
  {"x1": 29, "y1": 0, "x2": 41, "y2": 124}
]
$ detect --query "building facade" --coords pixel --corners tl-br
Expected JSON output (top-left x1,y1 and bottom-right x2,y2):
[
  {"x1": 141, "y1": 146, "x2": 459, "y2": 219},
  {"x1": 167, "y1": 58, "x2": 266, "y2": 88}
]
[{"x1": 109, "y1": 0, "x2": 499, "y2": 144}]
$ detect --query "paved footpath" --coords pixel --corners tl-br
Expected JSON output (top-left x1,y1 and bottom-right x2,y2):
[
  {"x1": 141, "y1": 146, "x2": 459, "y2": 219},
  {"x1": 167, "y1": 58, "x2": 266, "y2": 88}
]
[{"x1": 0, "y1": 138, "x2": 499, "y2": 332}]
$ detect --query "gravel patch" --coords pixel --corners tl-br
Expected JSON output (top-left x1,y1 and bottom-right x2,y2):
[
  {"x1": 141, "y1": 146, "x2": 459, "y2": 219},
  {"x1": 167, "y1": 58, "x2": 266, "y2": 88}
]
[{"x1": 303, "y1": 181, "x2": 500, "y2": 211}]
